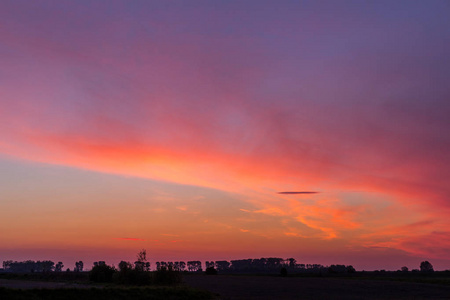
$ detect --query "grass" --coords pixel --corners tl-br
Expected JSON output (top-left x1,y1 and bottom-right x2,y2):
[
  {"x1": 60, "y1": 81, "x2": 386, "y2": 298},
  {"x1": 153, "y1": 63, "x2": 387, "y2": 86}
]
[{"x1": 0, "y1": 286, "x2": 215, "y2": 300}]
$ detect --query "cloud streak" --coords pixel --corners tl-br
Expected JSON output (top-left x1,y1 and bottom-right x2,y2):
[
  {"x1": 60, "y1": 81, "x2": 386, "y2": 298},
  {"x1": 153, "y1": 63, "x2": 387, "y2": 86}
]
[
  {"x1": 278, "y1": 192, "x2": 319, "y2": 195},
  {"x1": 114, "y1": 238, "x2": 146, "y2": 242}
]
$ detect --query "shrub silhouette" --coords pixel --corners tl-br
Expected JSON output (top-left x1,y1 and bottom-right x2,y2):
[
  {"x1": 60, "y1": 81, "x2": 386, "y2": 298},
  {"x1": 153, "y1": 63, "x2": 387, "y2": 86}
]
[
  {"x1": 89, "y1": 262, "x2": 116, "y2": 282},
  {"x1": 153, "y1": 266, "x2": 182, "y2": 285},
  {"x1": 205, "y1": 267, "x2": 217, "y2": 275},
  {"x1": 420, "y1": 261, "x2": 434, "y2": 273},
  {"x1": 114, "y1": 261, "x2": 151, "y2": 285},
  {"x1": 74, "y1": 261, "x2": 84, "y2": 272}
]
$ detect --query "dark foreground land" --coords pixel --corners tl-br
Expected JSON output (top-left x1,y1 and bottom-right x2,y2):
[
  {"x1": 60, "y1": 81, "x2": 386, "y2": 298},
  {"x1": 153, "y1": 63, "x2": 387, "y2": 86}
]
[
  {"x1": 0, "y1": 282, "x2": 213, "y2": 300},
  {"x1": 184, "y1": 274, "x2": 450, "y2": 300},
  {"x1": 0, "y1": 278, "x2": 92, "y2": 289},
  {"x1": 2, "y1": 274, "x2": 450, "y2": 299}
]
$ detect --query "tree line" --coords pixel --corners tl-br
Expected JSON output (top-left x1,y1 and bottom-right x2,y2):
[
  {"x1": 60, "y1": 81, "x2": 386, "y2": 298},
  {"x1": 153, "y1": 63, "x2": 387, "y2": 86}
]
[
  {"x1": 1, "y1": 251, "x2": 435, "y2": 276},
  {"x1": 89, "y1": 250, "x2": 181, "y2": 285},
  {"x1": 2, "y1": 260, "x2": 84, "y2": 273}
]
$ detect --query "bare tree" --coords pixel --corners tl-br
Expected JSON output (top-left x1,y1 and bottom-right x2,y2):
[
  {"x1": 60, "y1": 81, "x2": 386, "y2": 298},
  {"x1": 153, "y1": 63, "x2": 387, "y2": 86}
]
[{"x1": 135, "y1": 249, "x2": 150, "y2": 271}]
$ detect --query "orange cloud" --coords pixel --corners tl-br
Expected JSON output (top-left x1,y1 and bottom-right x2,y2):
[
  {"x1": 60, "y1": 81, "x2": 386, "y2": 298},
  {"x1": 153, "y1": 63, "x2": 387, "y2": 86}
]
[
  {"x1": 1, "y1": 1, "x2": 450, "y2": 269},
  {"x1": 114, "y1": 238, "x2": 146, "y2": 241}
]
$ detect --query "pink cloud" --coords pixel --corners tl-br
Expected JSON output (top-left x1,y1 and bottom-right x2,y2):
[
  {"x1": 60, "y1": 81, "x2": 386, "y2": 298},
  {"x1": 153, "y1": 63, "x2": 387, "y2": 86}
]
[{"x1": 1, "y1": 0, "x2": 450, "y2": 268}]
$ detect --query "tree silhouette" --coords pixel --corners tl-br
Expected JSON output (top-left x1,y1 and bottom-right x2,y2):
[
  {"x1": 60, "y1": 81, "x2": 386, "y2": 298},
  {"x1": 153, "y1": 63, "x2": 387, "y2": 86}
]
[
  {"x1": 55, "y1": 262, "x2": 64, "y2": 272},
  {"x1": 346, "y1": 265, "x2": 356, "y2": 273},
  {"x1": 205, "y1": 261, "x2": 214, "y2": 270},
  {"x1": 75, "y1": 261, "x2": 84, "y2": 272},
  {"x1": 420, "y1": 261, "x2": 434, "y2": 272},
  {"x1": 118, "y1": 261, "x2": 133, "y2": 273},
  {"x1": 2, "y1": 260, "x2": 55, "y2": 273},
  {"x1": 287, "y1": 258, "x2": 297, "y2": 268},
  {"x1": 215, "y1": 260, "x2": 230, "y2": 272},
  {"x1": 137, "y1": 249, "x2": 147, "y2": 262},
  {"x1": 171, "y1": 261, "x2": 184, "y2": 271},
  {"x1": 89, "y1": 262, "x2": 116, "y2": 282},
  {"x1": 187, "y1": 261, "x2": 202, "y2": 272},
  {"x1": 135, "y1": 249, "x2": 150, "y2": 271},
  {"x1": 205, "y1": 266, "x2": 218, "y2": 275}
]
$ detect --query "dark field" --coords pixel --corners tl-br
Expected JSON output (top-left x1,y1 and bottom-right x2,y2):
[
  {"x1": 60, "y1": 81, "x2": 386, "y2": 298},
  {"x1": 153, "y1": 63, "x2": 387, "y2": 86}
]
[
  {"x1": 0, "y1": 285, "x2": 213, "y2": 300},
  {"x1": 184, "y1": 274, "x2": 450, "y2": 299},
  {"x1": 2, "y1": 274, "x2": 450, "y2": 299},
  {"x1": 0, "y1": 279, "x2": 92, "y2": 289}
]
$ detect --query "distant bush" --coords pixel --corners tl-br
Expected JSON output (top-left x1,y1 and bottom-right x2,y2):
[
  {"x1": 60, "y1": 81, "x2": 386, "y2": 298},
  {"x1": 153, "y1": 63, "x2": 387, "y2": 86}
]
[
  {"x1": 113, "y1": 268, "x2": 151, "y2": 285},
  {"x1": 420, "y1": 261, "x2": 434, "y2": 273},
  {"x1": 327, "y1": 265, "x2": 355, "y2": 274},
  {"x1": 205, "y1": 267, "x2": 217, "y2": 275},
  {"x1": 89, "y1": 263, "x2": 116, "y2": 283},
  {"x1": 280, "y1": 267, "x2": 288, "y2": 277},
  {"x1": 153, "y1": 267, "x2": 182, "y2": 285},
  {"x1": 346, "y1": 265, "x2": 356, "y2": 273}
]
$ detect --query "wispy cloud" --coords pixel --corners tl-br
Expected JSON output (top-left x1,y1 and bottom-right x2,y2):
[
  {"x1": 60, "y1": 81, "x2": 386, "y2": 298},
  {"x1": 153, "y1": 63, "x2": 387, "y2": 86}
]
[
  {"x1": 1, "y1": 0, "x2": 450, "y2": 269},
  {"x1": 278, "y1": 191, "x2": 319, "y2": 195},
  {"x1": 114, "y1": 237, "x2": 146, "y2": 241}
]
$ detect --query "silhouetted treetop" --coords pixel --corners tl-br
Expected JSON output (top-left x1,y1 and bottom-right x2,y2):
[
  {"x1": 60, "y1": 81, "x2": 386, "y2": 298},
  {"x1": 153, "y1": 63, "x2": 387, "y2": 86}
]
[{"x1": 420, "y1": 261, "x2": 434, "y2": 272}]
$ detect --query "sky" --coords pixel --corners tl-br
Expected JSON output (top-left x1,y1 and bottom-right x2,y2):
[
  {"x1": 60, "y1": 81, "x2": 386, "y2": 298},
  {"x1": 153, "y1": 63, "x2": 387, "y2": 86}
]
[{"x1": 1, "y1": 0, "x2": 450, "y2": 271}]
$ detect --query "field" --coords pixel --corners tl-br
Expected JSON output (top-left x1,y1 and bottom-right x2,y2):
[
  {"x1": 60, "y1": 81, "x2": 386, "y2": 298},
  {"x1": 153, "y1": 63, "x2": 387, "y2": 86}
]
[
  {"x1": 2, "y1": 274, "x2": 450, "y2": 299},
  {"x1": 184, "y1": 274, "x2": 450, "y2": 299},
  {"x1": 0, "y1": 283, "x2": 213, "y2": 300}
]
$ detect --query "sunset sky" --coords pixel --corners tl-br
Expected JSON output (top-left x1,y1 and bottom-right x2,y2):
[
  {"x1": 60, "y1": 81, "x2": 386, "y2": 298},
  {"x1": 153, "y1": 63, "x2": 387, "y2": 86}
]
[{"x1": 1, "y1": 0, "x2": 450, "y2": 271}]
